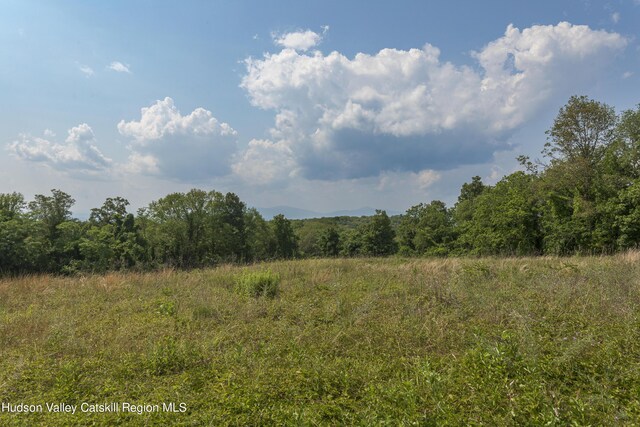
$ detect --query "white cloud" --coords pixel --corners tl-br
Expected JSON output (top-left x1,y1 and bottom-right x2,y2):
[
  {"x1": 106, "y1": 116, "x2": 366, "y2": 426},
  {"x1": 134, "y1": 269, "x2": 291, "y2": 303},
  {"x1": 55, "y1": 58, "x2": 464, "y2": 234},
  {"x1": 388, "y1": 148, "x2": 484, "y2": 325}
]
[
  {"x1": 377, "y1": 169, "x2": 441, "y2": 192},
  {"x1": 118, "y1": 97, "x2": 237, "y2": 181},
  {"x1": 238, "y1": 22, "x2": 626, "y2": 183},
  {"x1": 611, "y1": 12, "x2": 621, "y2": 23},
  {"x1": 108, "y1": 61, "x2": 131, "y2": 73},
  {"x1": 7, "y1": 124, "x2": 112, "y2": 175},
  {"x1": 121, "y1": 152, "x2": 159, "y2": 175},
  {"x1": 43, "y1": 129, "x2": 56, "y2": 138},
  {"x1": 79, "y1": 65, "x2": 94, "y2": 77},
  {"x1": 232, "y1": 138, "x2": 297, "y2": 184},
  {"x1": 273, "y1": 29, "x2": 322, "y2": 51},
  {"x1": 623, "y1": 71, "x2": 634, "y2": 79}
]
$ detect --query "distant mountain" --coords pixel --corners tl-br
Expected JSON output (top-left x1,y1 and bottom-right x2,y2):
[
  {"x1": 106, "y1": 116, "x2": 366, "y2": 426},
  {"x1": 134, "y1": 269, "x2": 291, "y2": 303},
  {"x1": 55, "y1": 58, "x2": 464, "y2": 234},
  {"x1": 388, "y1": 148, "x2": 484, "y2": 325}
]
[
  {"x1": 256, "y1": 206, "x2": 401, "y2": 220},
  {"x1": 256, "y1": 206, "x2": 321, "y2": 220}
]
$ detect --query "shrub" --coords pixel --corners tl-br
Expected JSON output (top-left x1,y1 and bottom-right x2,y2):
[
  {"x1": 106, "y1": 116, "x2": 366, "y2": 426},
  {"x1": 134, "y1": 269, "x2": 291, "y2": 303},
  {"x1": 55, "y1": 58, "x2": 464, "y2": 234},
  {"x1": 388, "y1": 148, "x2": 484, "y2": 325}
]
[
  {"x1": 235, "y1": 270, "x2": 280, "y2": 298},
  {"x1": 147, "y1": 337, "x2": 190, "y2": 375}
]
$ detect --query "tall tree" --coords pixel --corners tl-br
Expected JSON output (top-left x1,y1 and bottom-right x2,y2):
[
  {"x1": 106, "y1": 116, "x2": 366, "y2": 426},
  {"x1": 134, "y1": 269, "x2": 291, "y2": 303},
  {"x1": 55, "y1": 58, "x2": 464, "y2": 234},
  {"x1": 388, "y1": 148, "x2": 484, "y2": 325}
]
[
  {"x1": 89, "y1": 197, "x2": 130, "y2": 227},
  {"x1": 26, "y1": 189, "x2": 76, "y2": 270},
  {"x1": 398, "y1": 201, "x2": 453, "y2": 256},
  {"x1": 461, "y1": 172, "x2": 542, "y2": 255},
  {"x1": 544, "y1": 95, "x2": 617, "y2": 165},
  {"x1": 245, "y1": 208, "x2": 275, "y2": 261},
  {"x1": 80, "y1": 197, "x2": 145, "y2": 272},
  {"x1": 539, "y1": 96, "x2": 618, "y2": 253},
  {"x1": 452, "y1": 176, "x2": 486, "y2": 253},
  {"x1": 0, "y1": 192, "x2": 47, "y2": 274},
  {"x1": 215, "y1": 192, "x2": 247, "y2": 261},
  {"x1": 360, "y1": 210, "x2": 396, "y2": 256},
  {"x1": 0, "y1": 192, "x2": 25, "y2": 221},
  {"x1": 318, "y1": 226, "x2": 341, "y2": 257},
  {"x1": 143, "y1": 189, "x2": 218, "y2": 267},
  {"x1": 271, "y1": 214, "x2": 298, "y2": 258},
  {"x1": 28, "y1": 189, "x2": 75, "y2": 240}
]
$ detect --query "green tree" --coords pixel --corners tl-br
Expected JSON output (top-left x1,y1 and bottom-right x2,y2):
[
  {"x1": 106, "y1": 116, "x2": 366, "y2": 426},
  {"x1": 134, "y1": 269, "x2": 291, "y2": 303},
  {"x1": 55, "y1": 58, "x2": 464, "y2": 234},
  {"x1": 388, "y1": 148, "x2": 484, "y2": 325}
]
[
  {"x1": 461, "y1": 172, "x2": 542, "y2": 255},
  {"x1": 544, "y1": 95, "x2": 617, "y2": 166},
  {"x1": 360, "y1": 210, "x2": 396, "y2": 256},
  {"x1": 452, "y1": 176, "x2": 486, "y2": 253},
  {"x1": 0, "y1": 212, "x2": 47, "y2": 274},
  {"x1": 245, "y1": 208, "x2": 275, "y2": 261},
  {"x1": 340, "y1": 229, "x2": 362, "y2": 257},
  {"x1": 318, "y1": 226, "x2": 341, "y2": 257},
  {"x1": 26, "y1": 189, "x2": 76, "y2": 270},
  {"x1": 78, "y1": 197, "x2": 146, "y2": 272},
  {"x1": 398, "y1": 200, "x2": 453, "y2": 256},
  {"x1": 89, "y1": 197, "x2": 130, "y2": 226},
  {"x1": 610, "y1": 105, "x2": 640, "y2": 180},
  {"x1": 612, "y1": 179, "x2": 640, "y2": 249},
  {"x1": 539, "y1": 96, "x2": 618, "y2": 254},
  {"x1": 271, "y1": 214, "x2": 298, "y2": 258},
  {"x1": 28, "y1": 189, "x2": 75, "y2": 240},
  {"x1": 214, "y1": 192, "x2": 247, "y2": 261},
  {"x1": 0, "y1": 192, "x2": 25, "y2": 221},
  {"x1": 143, "y1": 189, "x2": 218, "y2": 267}
]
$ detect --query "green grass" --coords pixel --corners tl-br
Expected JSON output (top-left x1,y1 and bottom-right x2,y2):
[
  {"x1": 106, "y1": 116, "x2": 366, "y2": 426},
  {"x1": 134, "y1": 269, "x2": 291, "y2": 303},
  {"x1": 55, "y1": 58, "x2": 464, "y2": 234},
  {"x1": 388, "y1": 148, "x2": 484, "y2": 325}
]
[
  {"x1": 1, "y1": 254, "x2": 640, "y2": 425},
  {"x1": 234, "y1": 269, "x2": 280, "y2": 298}
]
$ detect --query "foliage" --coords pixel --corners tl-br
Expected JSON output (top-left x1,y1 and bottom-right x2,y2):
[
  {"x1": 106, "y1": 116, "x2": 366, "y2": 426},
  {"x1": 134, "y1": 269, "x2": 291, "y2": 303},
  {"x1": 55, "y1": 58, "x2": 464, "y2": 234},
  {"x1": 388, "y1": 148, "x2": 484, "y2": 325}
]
[
  {"x1": 234, "y1": 269, "x2": 280, "y2": 298},
  {"x1": 244, "y1": 208, "x2": 276, "y2": 261},
  {"x1": 544, "y1": 95, "x2": 617, "y2": 165},
  {"x1": 271, "y1": 214, "x2": 298, "y2": 258},
  {"x1": 359, "y1": 210, "x2": 396, "y2": 256},
  {"x1": 398, "y1": 200, "x2": 453, "y2": 256},
  {"x1": 318, "y1": 226, "x2": 341, "y2": 256},
  {"x1": 459, "y1": 172, "x2": 542, "y2": 255}
]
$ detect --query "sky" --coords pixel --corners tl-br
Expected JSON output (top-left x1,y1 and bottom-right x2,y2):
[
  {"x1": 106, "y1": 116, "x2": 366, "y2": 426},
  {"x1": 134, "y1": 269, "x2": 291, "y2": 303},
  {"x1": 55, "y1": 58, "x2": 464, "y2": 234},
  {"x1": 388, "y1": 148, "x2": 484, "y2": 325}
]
[{"x1": 1, "y1": 0, "x2": 639, "y2": 217}]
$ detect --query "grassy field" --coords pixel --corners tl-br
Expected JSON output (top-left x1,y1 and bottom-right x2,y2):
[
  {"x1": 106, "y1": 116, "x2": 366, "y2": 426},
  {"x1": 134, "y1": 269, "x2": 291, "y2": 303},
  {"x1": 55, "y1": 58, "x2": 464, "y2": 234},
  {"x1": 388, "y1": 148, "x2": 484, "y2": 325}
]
[{"x1": 1, "y1": 254, "x2": 640, "y2": 425}]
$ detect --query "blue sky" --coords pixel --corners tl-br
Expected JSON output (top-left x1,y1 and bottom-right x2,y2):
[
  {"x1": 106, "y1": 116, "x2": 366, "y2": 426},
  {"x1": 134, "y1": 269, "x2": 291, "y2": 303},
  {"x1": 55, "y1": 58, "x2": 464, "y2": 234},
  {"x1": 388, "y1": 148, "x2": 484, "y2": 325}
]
[{"x1": 1, "y1": 0, "x2": 639, "y2": 216}]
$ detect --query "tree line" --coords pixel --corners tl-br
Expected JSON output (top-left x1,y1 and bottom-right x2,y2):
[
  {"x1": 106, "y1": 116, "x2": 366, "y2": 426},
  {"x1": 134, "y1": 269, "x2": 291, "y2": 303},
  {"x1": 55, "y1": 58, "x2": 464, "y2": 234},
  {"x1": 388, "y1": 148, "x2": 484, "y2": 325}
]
[{"x1": 1, "y1": 96, "x2": 639, "y2": 274}]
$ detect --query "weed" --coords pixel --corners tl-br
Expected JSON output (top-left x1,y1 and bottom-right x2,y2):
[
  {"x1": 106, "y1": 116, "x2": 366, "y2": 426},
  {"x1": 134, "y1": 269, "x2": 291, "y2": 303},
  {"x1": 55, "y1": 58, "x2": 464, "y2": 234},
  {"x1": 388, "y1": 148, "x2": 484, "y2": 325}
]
[{"x1": 234, "y1": 270, "x2": 280, "y2": 298}]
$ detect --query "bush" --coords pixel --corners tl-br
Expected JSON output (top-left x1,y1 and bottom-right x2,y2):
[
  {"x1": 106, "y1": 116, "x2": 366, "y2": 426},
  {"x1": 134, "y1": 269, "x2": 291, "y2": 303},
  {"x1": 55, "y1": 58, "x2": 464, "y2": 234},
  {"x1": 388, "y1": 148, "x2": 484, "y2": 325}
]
[{"x1": 235, "y1": 270, "x2": 280, "y2": 298}]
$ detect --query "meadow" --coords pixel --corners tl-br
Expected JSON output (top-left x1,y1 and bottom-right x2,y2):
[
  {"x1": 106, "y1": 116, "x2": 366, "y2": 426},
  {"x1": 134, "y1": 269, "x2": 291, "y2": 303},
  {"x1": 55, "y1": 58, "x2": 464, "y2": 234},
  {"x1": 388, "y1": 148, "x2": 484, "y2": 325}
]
[{"x1": 1, "y1": 254, "x2": 640, "y2": 425}]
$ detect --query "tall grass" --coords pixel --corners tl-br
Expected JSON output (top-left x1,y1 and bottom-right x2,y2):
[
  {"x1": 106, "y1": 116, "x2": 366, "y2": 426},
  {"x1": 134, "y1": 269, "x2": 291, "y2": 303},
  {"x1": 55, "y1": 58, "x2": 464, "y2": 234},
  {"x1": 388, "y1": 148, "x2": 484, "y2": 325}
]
[
  {"x1": 234, "y1": 269, "x2": 280, "y2": 298},
  {"x1": 1, "y1": 253, "x2": 640, "y2": 425}
]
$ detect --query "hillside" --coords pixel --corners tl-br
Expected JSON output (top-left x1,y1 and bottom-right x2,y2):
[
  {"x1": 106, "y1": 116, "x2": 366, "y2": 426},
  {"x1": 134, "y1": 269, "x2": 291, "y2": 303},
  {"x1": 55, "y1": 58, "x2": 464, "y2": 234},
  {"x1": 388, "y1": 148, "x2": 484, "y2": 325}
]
[{"x1": 1, "y1": 254, "x2": 640, "y2": 425}]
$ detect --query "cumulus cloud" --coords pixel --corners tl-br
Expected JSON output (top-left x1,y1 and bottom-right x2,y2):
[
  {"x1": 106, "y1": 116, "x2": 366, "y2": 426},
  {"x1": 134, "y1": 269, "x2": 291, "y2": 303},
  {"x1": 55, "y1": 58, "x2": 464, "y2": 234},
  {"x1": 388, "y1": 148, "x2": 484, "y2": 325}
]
[
  {"x1": 237, "y1": 22, "x2": 626, "y2": 183},
  {"x1": 232, "y1": 138, "x2": 297, "y2": 184},
  {"x1": 377, "y1": 169, "x2": 441, "y2": 192},
  {"x1": 7, "y1": 124, "x2": 112, "y2": 175},
  {"x1": 273, "y1": 29, "x2": 322, "y2": 51},
  {"x1": 118, "y1": 97, "x2": 237, "y2": 181},
  {"x1": 109, "y1": 61, "x2": 131, "y2": 73}
]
